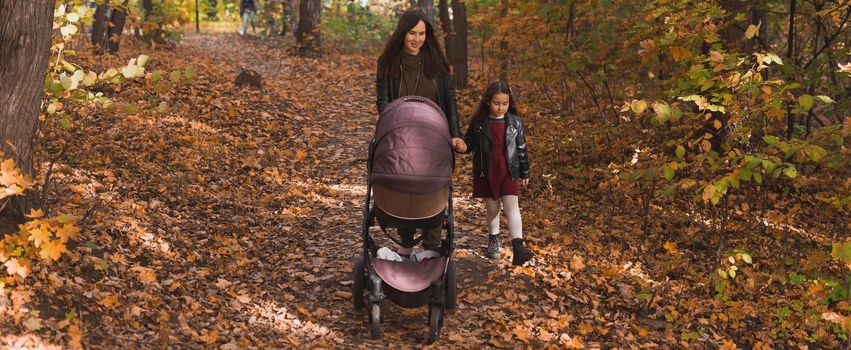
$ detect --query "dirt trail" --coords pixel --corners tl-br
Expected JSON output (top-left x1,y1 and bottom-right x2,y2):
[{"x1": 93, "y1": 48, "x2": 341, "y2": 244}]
[
  {"x1": 23, "y1": 32, "x2": 551, "y2": 349},
  {"x1": 173, "y1": 32, "x2": 544, "y2": 348}
]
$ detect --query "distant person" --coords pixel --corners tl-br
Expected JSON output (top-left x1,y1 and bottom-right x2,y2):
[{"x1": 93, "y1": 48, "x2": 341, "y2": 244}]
[
  {"x1": 462, "y1": 81, "x2": 534, "y2": 266},
  {"x1": 375, "y1": 8, "x2": 466, "y2": 257},
  {"x1": 239, "y1": 0, "x2": 257, "y2": 35}
]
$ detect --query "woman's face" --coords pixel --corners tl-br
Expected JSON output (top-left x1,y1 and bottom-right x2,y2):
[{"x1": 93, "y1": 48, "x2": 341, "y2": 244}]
[
  {"x1": 489, "y1": 92, "x2": 510, "y2": 117},
  {"x1": 403, "y1": 20, "x2": 427, "y2": 55}
]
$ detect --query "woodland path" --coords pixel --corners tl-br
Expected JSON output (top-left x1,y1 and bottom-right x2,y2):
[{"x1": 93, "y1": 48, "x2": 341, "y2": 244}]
[
  {"x1": 20, "y1": 32, "x2": 559, "y2": 349},
  {"x1": 169, "y1": 32, "x2": 551, "y2": 349}
]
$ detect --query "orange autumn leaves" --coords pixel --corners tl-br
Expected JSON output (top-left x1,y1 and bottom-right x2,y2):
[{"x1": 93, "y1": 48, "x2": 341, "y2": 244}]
[
  {"x1": 1, "y1": 153, "x2": 79, "y2": 282},
  {"x1": 1, "y1": 152, "x2": 33, "y2": 200},
  {"x1": 1, "y1": 210, "x2": 79, "y2": 280}
]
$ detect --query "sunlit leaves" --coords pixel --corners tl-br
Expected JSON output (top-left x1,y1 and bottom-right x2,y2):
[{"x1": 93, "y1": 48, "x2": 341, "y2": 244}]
[
  {"x1": 789, "y1": 272, "x2": 806, "y2": 285},
  {"x1": 65, "y1": 12, "x2": 80, "y2": 23},
  {"x1": 798, "y1": 94, "x2": 814, "y2": 110},
  {"x1": 678, "y1": 95, "x2": 725, "y2": 112},
  {"x1": 754, "y1": 52, "x2": 783, "y2": 67},
  {"x1": 39, "y1": 239, "x2": 67, "y2": 261},
  {"x1": 629, "y1": 100, "x2": 648, "y2": 114},
  {"x1": 662, "y1": 164, "x2": 675, "y2": 180},
  {"x1": 839, "y1": 62, "x2": 851, "y2": 76},
  {"x1": 663, "y1": 241, "x2": 679, "y2": 254},
  {"x1": 831, "y1": 242, "x2": 851, "y2": 263},
  {"x1": 28, "y1": 224, "x2": 52, "y2": 248},
  {"x1": 184, "y1": 65, "x2": 196, "y2": 80},
  {"x1": 782, "y1": 165, "x2": 797, "y2": 179},
  {"x1": 121, "y1": 56, "x2": 148, "y2": 79},
  {"x1": 54, "y1": 3, "x2": 93, "y2": 39},
  {"x1": 99, "y1": 295, "x2": 121, "y2": 309},
  {"x1": 131, "y1": 265, "x2": 158, "y2": 284},
  {"x1": 82, "y1": 71, "x2": 97, "y2": 86},
  {"x1": 675, "y1": 145, "x2": 685, "y2": 159},
  {"x1": 4, "y1": 258, "x2": 29, "y2": 278},
  {"x1": 649, "y1": 101, "x2": 682, "y2": 125},
  {"x1": 1, "y1": 208, "x2": 79, "y2": 282},
  {"x1": 744, "y1": 21, "x2": 761, "y2": 39},
  {"x1": 60, "y1": 24, "x2": 78, "y2": 38},
  {"x1": 670, "y1": 46, "x2": 691, "y2": 62},
  {"x1": 1, "y1": 153, "x2": 33, "y2": 200}
]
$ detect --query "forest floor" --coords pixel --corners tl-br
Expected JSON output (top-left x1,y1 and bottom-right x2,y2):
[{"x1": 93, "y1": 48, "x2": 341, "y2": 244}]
[{"x1": 1, "y1": 30, "x2": 848, "y2": 349}]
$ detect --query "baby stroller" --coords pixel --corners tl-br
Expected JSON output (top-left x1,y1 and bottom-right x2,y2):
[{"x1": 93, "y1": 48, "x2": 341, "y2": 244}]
[{"x1": 352, "y1": 96, "x2": 458, "y2": 344}]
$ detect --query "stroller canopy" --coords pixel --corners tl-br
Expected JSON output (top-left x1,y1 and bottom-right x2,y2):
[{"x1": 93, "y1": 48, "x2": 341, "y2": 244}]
[{"x1": 370, "y1": 97, "x2": 453, "y2": 219}]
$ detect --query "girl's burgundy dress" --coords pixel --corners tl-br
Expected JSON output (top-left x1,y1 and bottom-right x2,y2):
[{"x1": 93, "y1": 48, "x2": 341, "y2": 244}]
[{"x1": 472, "y1": 117, "x2": 520, "y2": 199}]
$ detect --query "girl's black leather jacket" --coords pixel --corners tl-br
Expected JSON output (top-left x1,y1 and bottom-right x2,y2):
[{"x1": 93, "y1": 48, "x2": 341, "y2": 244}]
[{"x1": 462, "y1": 112, "x2": 530, "y2": 181}]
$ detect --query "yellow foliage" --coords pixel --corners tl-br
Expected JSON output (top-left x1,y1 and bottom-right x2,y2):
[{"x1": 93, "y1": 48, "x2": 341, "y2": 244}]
[
  {"x1": 1, "y1": 214, "x2": 80, "y2": 281},
  {"x1": 0, "y1": 153, "x2": 33, "y2": 200}
]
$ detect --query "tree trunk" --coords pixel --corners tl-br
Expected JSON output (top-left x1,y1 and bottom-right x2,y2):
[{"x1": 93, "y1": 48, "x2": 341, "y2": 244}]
[
  {"x1": 786, "y1": 0, "x2": 797, "y2": 140},
  {"x1": 134, "y1": 0, "x2": 154, "y2": 37},
  {"x1": 418, "y1": 0, "x2": 435, "y2": 24},
  {"x1": 498, "y1": 0, "x2": 508, "y2": 81},
  {"x1": 142, "y1": 0, "x2": 153, "y2": 15},
  {"x1": 296, "y1": 0, "x2": 321, "y2": 55},
  {"x1": 107, "y1": 1, "x2": 129, "y2": 54},
  {"x1": 438, "y1": 0, "x2": 468, "y2": 88},
  {"x1": 0, "y1": 0, "x2": 55, "y2": 234},
  {"x1": 437, "y1": 0, "x2": 454, "y2": 61},
  {"x1": 92, "y1": 4, "x2": 109, "y2": 49},
  {"x1": 92, "y1": 1, "x2": 129, "y2": 54},
  {"x1": 450, "y1": 0, "x2": 468, "y2": 88},
  {"x1": 281, "y1": 0, "x2": 298, "y2": 37}
]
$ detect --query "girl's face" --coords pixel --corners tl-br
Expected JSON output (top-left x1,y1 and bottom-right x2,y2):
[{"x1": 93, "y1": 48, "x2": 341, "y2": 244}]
[
  {"x1": 489, "y1": 92, "x2": 510, "y2": 117},
  {"x1": 403, "y1": 21, "x2": 426, "y2": 55}
]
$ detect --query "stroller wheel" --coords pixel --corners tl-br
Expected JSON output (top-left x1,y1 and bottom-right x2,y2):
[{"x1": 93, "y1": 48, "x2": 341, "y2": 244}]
[
  {"x1": 369, "y1": 303, "x2": 382, "y2": 339},
  {"x1": 352, "y1": 259, "x2": 365, "y2": 309},
  {"x1": 445, "y1": 261, "x2": 457, "y2": 310},
  {"x1": 425, "y1": 305, "x2": 443, "y2": 344}
]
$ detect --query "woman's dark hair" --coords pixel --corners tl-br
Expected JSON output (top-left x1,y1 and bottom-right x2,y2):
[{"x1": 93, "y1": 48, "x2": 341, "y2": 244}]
[
  {"x1": 471, "y1": 81, "x2": 518, "y2": 123},
  {"x1": 377, "y1": 9, "x2": 449, "y2": 79}
]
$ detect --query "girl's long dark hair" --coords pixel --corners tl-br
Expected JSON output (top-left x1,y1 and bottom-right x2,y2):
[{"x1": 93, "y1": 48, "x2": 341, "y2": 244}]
[
  {"x1": 471, "y1": 81, "x2": 518, "y2": 123},
  {"x1": 377, "y1": 9, "x2": 449, "y2": 80}
]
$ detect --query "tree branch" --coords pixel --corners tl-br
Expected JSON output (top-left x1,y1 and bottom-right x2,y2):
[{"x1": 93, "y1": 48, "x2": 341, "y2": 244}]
[
  {"x1": 803, "y1": 7, "x2": 851, "y2": 69},
  {"x1": 40, "y1": 145, "x2": 67, "y2": 215}
]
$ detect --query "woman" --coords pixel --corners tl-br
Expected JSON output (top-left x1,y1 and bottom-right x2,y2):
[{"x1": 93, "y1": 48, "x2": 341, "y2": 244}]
[{"x1": 375, "y1": 8, "x2": 465, "y2": 256}]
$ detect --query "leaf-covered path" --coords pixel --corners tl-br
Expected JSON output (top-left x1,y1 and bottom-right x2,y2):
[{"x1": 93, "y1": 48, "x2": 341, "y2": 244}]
[
  {"x1": 11, "y1": 33, "x2": 566, "y2": 349},
  {"x1": 174, "y1": 32, "x2": 552, "y2": 348}
]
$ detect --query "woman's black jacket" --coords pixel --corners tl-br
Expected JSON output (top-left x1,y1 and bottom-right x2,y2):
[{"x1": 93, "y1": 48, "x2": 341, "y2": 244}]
[{"x1": 462, "y1": 112, "x2": 530, "y2": 181}]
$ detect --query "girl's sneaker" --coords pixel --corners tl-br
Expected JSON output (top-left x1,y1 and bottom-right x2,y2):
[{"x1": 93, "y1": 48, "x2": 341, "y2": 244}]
[
  {"x1": 486, "y1": 235, "x2": 500, "y2": 259},
  {"x1": 511, "y1": 238, "x2": 534, "y2": 266}
]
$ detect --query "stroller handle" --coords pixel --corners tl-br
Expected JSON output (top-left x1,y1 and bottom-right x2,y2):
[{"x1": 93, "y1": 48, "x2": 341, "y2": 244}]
[{"x1": 401, "y1": 96, "x2": 429, "y2": 103}]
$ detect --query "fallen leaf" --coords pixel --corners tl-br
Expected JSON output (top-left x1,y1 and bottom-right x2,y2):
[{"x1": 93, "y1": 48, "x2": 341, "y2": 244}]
[
  {"x1": 570, "y1": 255, "x2": 585, "y2": 271},
  {"x1": 100, "y1": 295, "x2": 120, "y2": 309}
]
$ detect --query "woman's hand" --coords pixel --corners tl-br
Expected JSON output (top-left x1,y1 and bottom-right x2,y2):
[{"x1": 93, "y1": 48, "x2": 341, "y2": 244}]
[
  {"x1": 520, "y1": 178, "x2": 529, "y2": 186},
  {"x1": 451, "y1": 138, "x2": 467, "y2": 153}
]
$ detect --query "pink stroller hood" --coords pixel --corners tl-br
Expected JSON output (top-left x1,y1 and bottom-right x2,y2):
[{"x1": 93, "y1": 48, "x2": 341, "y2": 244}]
[{"x1": 370, "y1": 97, "x2": 453, "y2": 195}]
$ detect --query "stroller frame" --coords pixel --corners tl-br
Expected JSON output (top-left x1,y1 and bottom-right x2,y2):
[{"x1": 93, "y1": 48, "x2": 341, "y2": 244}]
[{"x1": 351, "y1": 97, "x2": 457, "y2": 344}]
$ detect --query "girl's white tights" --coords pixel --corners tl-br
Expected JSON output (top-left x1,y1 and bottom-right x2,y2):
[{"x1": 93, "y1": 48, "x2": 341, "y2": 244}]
[{"x1": 484, "y1": 195, "x2": 522, "y2": 240}]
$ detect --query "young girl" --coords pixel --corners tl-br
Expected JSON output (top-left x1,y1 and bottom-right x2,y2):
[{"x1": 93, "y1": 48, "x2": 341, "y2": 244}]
[{"x1": 463, "y1": 81, "x2": 534, "y2": 266}]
